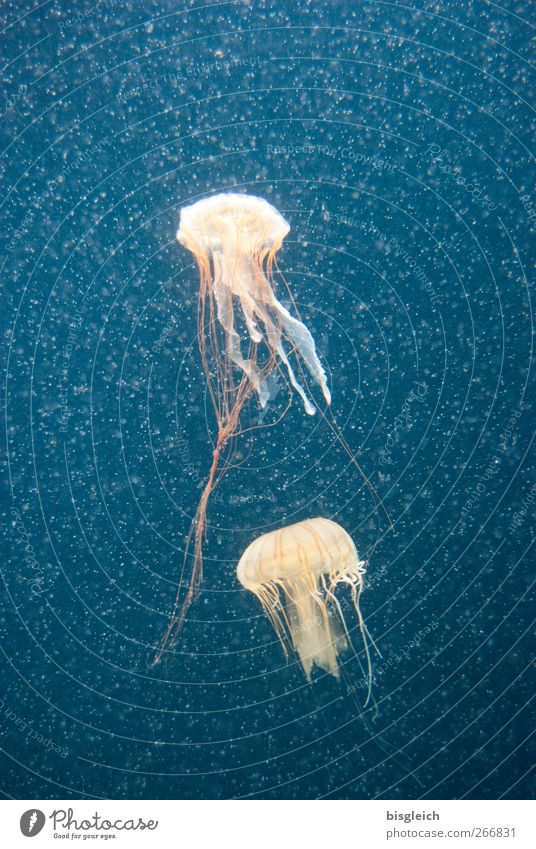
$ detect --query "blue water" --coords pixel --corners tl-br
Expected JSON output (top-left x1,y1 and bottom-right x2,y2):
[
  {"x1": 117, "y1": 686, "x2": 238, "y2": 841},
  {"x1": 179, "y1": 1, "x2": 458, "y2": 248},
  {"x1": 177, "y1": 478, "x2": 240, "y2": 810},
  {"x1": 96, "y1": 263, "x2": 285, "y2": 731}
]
[{"x1": 2, "y1": 0, "x2": 534, "y2": 800}]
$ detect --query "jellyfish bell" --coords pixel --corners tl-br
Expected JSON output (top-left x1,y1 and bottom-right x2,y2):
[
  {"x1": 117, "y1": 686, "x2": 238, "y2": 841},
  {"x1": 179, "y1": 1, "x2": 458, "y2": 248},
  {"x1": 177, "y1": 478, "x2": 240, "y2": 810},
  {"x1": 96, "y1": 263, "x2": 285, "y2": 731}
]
[
  {"x1": 237, "y1": 517, "x2": 375, "y2": 699},
  {"x1": 177, "y1": 192, "x2": 290, "y2": 257}
]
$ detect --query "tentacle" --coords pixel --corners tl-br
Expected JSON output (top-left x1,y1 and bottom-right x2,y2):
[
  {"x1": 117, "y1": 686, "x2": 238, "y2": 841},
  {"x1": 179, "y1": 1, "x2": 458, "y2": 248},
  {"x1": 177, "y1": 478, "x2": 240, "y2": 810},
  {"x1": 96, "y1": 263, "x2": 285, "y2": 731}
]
[
  {"x1": 271, "y1": 298, "x2": 331, "y2": 405},
  {"x1": 212, "y1": 253, "x2": 270, "y2": 407}
]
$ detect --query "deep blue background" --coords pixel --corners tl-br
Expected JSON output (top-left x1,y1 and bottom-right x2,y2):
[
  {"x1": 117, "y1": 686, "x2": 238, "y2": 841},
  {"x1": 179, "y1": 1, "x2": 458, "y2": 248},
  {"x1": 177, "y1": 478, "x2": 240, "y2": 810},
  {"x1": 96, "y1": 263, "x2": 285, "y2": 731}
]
[{"x1": 1, "y1": 0, "x2": 534, "y2": 799}]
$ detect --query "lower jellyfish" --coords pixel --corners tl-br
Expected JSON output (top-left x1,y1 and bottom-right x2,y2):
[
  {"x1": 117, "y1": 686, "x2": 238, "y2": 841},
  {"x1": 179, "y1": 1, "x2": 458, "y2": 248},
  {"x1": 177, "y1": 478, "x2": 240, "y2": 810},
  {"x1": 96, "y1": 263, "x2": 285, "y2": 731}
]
[{"x1": 237, "y1": 517, "x2": 376, "y2": 703}]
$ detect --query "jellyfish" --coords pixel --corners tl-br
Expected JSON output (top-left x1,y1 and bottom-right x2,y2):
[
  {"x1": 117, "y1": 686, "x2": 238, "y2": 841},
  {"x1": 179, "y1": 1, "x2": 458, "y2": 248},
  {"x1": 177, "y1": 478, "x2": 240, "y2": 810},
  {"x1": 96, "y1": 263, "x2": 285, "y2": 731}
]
[
  {"x1": 237, "y1": 517, "x2": 376, "y2": 701},
  {"x1": 177, "y1": 193, "x2": 331, "y2": 414},
  {"x1": 154, "y1": 193, "x2": 332, "y2": 663}
]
